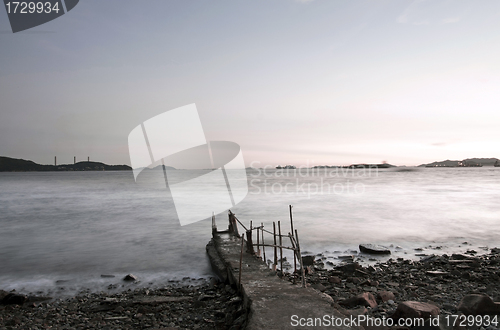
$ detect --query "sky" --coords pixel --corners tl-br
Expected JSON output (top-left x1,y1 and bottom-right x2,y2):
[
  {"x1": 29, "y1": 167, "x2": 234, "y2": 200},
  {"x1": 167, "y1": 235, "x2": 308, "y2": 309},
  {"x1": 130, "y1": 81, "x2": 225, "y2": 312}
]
[{"x1": 1, "y1": 0, "x2": 500, "y2": 167}]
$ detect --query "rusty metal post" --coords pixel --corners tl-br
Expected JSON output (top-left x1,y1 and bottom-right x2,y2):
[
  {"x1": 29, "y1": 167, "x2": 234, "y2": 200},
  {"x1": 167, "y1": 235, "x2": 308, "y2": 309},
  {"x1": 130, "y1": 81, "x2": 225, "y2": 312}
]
[
  {"x1": 295, "y1": 229, "x2": 306, "y2": 288},
  {"x1": 289, "y1": 205, "x2": 296, "y2": 273},
  {"x1": 261, "y1": 222, "x2": 266, "y2": 262},
  {"x1": 256, "y1": 226, "x2": 260, "y2": 258},
  {"x1": 278, "y1": 221, "x2": 283, "y2": 274},
  {"x1": 239, "y1": 233, "x2": 244, "y2": 290},
  {"x1": 273, "y1": 222, "x2": 277, "y2": 270}
]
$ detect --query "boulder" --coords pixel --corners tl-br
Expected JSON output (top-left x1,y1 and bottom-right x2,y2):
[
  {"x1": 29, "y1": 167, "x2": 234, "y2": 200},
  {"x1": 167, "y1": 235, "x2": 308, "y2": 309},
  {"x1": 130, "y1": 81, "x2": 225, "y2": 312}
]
[
  {"x1": 392, "y1": 301, "x2": 439, "y2": 319},
  {"x1": 359, "y1": 244, "x2": 391, "y2": 255},
  {"x1": 123, "y1": 274, "x2": 138, "y2": 282},
  {"x1": 457, "y1": 294, "x2": 500, "y2": 315},
  {"x1": 302, "y1": 255, "x2": 315, "y2": 266},
  {"x1": 339, "y1": 292, "x2": 377, "y2": 309}
]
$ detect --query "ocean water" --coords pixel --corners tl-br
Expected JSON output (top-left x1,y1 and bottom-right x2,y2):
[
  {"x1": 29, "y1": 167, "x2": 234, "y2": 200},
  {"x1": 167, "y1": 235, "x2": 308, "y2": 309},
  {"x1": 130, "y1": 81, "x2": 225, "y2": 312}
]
[{"x1": 0, "y1": 167, "x2": 499, "y2": 295}]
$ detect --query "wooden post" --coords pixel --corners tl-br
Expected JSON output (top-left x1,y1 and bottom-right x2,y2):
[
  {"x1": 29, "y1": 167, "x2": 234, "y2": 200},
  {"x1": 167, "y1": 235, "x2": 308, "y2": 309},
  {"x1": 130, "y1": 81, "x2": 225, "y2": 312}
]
[
  {"x1": 273, "y1": 222, "x2": 277, "y2": 271},
  {"x1": 290, "y1": 205, "x2": 296, "y2": 273},
  {"x1": 228, "y1": 211, "x2": 239, "y2": 237},
  {"x1": 295, "y1": 229, "x2": 306, "y2": 288},
  {"x1": 261, "y1": 222, "x2": 266, "y2": 263},
  {"x1": 278, "y1": 221, "x2": 283, "y2": 274},
  {"x1": 239, "y1": 233, "x2": 244, "y2": 290},
  {"x1": 246, "y1": 229, "x2": 254, "y2": 255},
  {"x1": 211, "y1": 212, "x2": 217, "y2": 236}
]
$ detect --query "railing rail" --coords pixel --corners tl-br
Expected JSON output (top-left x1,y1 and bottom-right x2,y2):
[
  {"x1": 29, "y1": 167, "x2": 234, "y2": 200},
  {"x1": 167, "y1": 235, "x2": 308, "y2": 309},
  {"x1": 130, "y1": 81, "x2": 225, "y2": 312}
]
[{"x1": 221, "y1": 206, "x2": 306, "y2": 288}]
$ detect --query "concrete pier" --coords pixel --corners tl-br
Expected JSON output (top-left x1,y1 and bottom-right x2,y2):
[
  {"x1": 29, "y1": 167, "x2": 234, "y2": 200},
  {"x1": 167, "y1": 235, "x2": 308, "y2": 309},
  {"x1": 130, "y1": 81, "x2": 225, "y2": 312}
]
[{"x1": 207, "y1": 228, "x2": 363, "y2": 329}]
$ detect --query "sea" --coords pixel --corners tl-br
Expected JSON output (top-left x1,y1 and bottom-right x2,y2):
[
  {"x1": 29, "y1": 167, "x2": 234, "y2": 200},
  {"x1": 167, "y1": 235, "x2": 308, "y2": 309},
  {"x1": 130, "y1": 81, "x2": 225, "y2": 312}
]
[{"x1": 1, "y1": 166, "x2": 499, "y2": 296}]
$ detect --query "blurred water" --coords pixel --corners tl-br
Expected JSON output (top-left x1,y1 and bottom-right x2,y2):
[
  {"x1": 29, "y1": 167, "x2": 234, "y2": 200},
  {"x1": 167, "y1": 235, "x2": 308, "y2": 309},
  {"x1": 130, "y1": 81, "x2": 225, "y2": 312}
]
[{"x1": 0, "y1": 167, "x2": 499, "y2": 295}]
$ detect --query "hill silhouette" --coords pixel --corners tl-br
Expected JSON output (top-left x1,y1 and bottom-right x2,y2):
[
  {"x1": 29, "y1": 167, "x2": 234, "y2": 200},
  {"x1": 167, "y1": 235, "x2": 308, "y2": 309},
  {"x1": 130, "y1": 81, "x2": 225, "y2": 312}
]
[{"x1": 0, "y1": 156, "x2": 131, "y2": 172}]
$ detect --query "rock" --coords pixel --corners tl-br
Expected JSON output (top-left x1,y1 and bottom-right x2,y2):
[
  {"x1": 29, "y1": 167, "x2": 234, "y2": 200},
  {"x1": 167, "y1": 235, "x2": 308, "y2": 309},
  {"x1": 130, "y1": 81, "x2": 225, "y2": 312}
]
[
  {"x1": 123, "y1": 274, "x2": 138, "y2": 281},
  {"x1": 0, "y1": 290, "x2": 8, "y2": 301},
  {"x1": 426, "y1": 271, "x2": 449, "y2": 276},
  {"x1": 359, "y1": 244, "x2": 391, "y2": 255},
  {"x1": 377, "y1": 290, "x2": 395, "y2": 302},
  {"x1": 337, "y1": 262, "x2": 362, "y2": 274},
  {"x1": 451, "y1": 254, "x2": 469, "y2": 260},
  {"x1": 339, "y1": 292, "x2": 377, "y2": 308},
  {"x1": 328, "y1": 276, "x2": 341, "y2": 284},
  {"x1": 302, "y1": 255, "x2": 315, "y2": 266},
  {"x1": 457, "y1": 294, "x2": 500, "y2": 315},
  {"x1": 392, "y1": 301, "x2": 439, "y2": 319},
  {"x1": 1, "y1": 293, "x2": 27, "y2": 305}
]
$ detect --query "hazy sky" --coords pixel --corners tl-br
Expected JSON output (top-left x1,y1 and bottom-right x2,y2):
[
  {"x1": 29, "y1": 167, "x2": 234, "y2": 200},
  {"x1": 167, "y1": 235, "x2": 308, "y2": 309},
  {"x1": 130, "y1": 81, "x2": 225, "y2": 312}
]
[{"x1": 1, "y1": 0, "x2": 500, "y2": 167}]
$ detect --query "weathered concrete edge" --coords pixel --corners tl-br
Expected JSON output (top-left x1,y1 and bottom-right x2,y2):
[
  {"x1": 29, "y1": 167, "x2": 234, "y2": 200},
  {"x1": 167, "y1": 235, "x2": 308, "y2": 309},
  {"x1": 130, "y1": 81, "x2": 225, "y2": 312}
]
[{"x1": 206, "y1": 237, "x2": 253, "y2": 327}]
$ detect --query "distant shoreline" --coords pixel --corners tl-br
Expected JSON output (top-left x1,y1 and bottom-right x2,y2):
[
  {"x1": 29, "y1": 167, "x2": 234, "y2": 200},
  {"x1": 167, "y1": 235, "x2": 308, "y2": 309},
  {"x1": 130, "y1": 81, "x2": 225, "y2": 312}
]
[{"x1": 0, "y1": 156, "x2": 131, "y2": 172}]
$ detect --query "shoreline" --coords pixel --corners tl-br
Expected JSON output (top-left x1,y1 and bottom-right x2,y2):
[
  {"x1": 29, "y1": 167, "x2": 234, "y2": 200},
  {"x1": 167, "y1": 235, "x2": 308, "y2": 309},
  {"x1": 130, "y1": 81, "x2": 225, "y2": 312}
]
[
  {"x1": 0, "y1": 278, "x2": 246, "y2": 330},
  {"x1": 3, "y1": 246, "x2": 500, "y2": 328},
  {"x1": 286, "y1": 247, "x2": 500, "y2": 323}
]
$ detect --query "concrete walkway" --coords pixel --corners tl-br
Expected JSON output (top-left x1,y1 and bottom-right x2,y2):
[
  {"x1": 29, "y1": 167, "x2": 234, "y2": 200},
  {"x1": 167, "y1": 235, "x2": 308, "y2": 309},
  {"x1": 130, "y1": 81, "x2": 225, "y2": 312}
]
[{"x1": 207, "y1": 232, "x2": 364, "y2": 330}]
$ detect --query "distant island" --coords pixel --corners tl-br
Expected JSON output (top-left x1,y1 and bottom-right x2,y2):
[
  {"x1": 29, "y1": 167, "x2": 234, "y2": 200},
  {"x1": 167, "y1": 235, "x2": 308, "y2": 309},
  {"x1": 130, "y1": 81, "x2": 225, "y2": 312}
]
[
  {"x1": 312, "y1": 163, "x2": 396, "y2": 169},
  {"x1": 0, "y1": 156, "x2": 132, "y2": 172},
  {"x1": 419, "y1": 158, "x2": 500, "y2": 168}
]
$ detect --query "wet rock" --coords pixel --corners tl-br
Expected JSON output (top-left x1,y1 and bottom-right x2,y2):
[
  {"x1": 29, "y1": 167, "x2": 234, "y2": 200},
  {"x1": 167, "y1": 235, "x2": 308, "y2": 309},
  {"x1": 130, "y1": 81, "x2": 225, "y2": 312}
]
[
  {"x1": 302, "y1": 255, "x2": 315, "y2": 266},
  {"x1": 1, "y1": 293, "x2": 27, "y2": 305},
  {"x1": 0, "y1": 290, "x2": 8, "y2": 301},
  {"x1": 392, "y1": 301, "x2": 439, "y2": 319},
  {"x1": 457, "y1": 294, "x2": 500, "y2": 315},
  {"x1": 359, "y1": 244, "x2": 391, "y2": 255},
  {"x1": 123, "y1": 274, "x2": 138, "y2": 281},
  {"x1": 328, "y1": 276, "x2": 341, "y2": 284},
  {"x1": 337, "y1": 262, "x2": 362, "y2": 274},
  {"x1": 339, "y1": 292, "x2": 377, "y2": 308}
]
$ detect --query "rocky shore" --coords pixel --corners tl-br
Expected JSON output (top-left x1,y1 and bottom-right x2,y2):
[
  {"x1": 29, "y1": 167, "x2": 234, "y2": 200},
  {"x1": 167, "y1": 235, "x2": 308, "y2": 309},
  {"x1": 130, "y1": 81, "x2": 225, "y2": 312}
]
[
  {"x1": 0, "y1": 277, "x2": 246, "y2": 330},
  {"x1": 285, "y1": 248, "x2": 500, "y2": 328}
]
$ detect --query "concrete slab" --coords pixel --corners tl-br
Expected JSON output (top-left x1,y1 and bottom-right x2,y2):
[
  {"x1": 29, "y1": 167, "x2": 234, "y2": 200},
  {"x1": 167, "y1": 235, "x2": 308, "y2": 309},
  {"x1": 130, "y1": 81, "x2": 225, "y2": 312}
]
[{"x1": 207, "y1": 232, "x2": 364, "y2": 330}]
